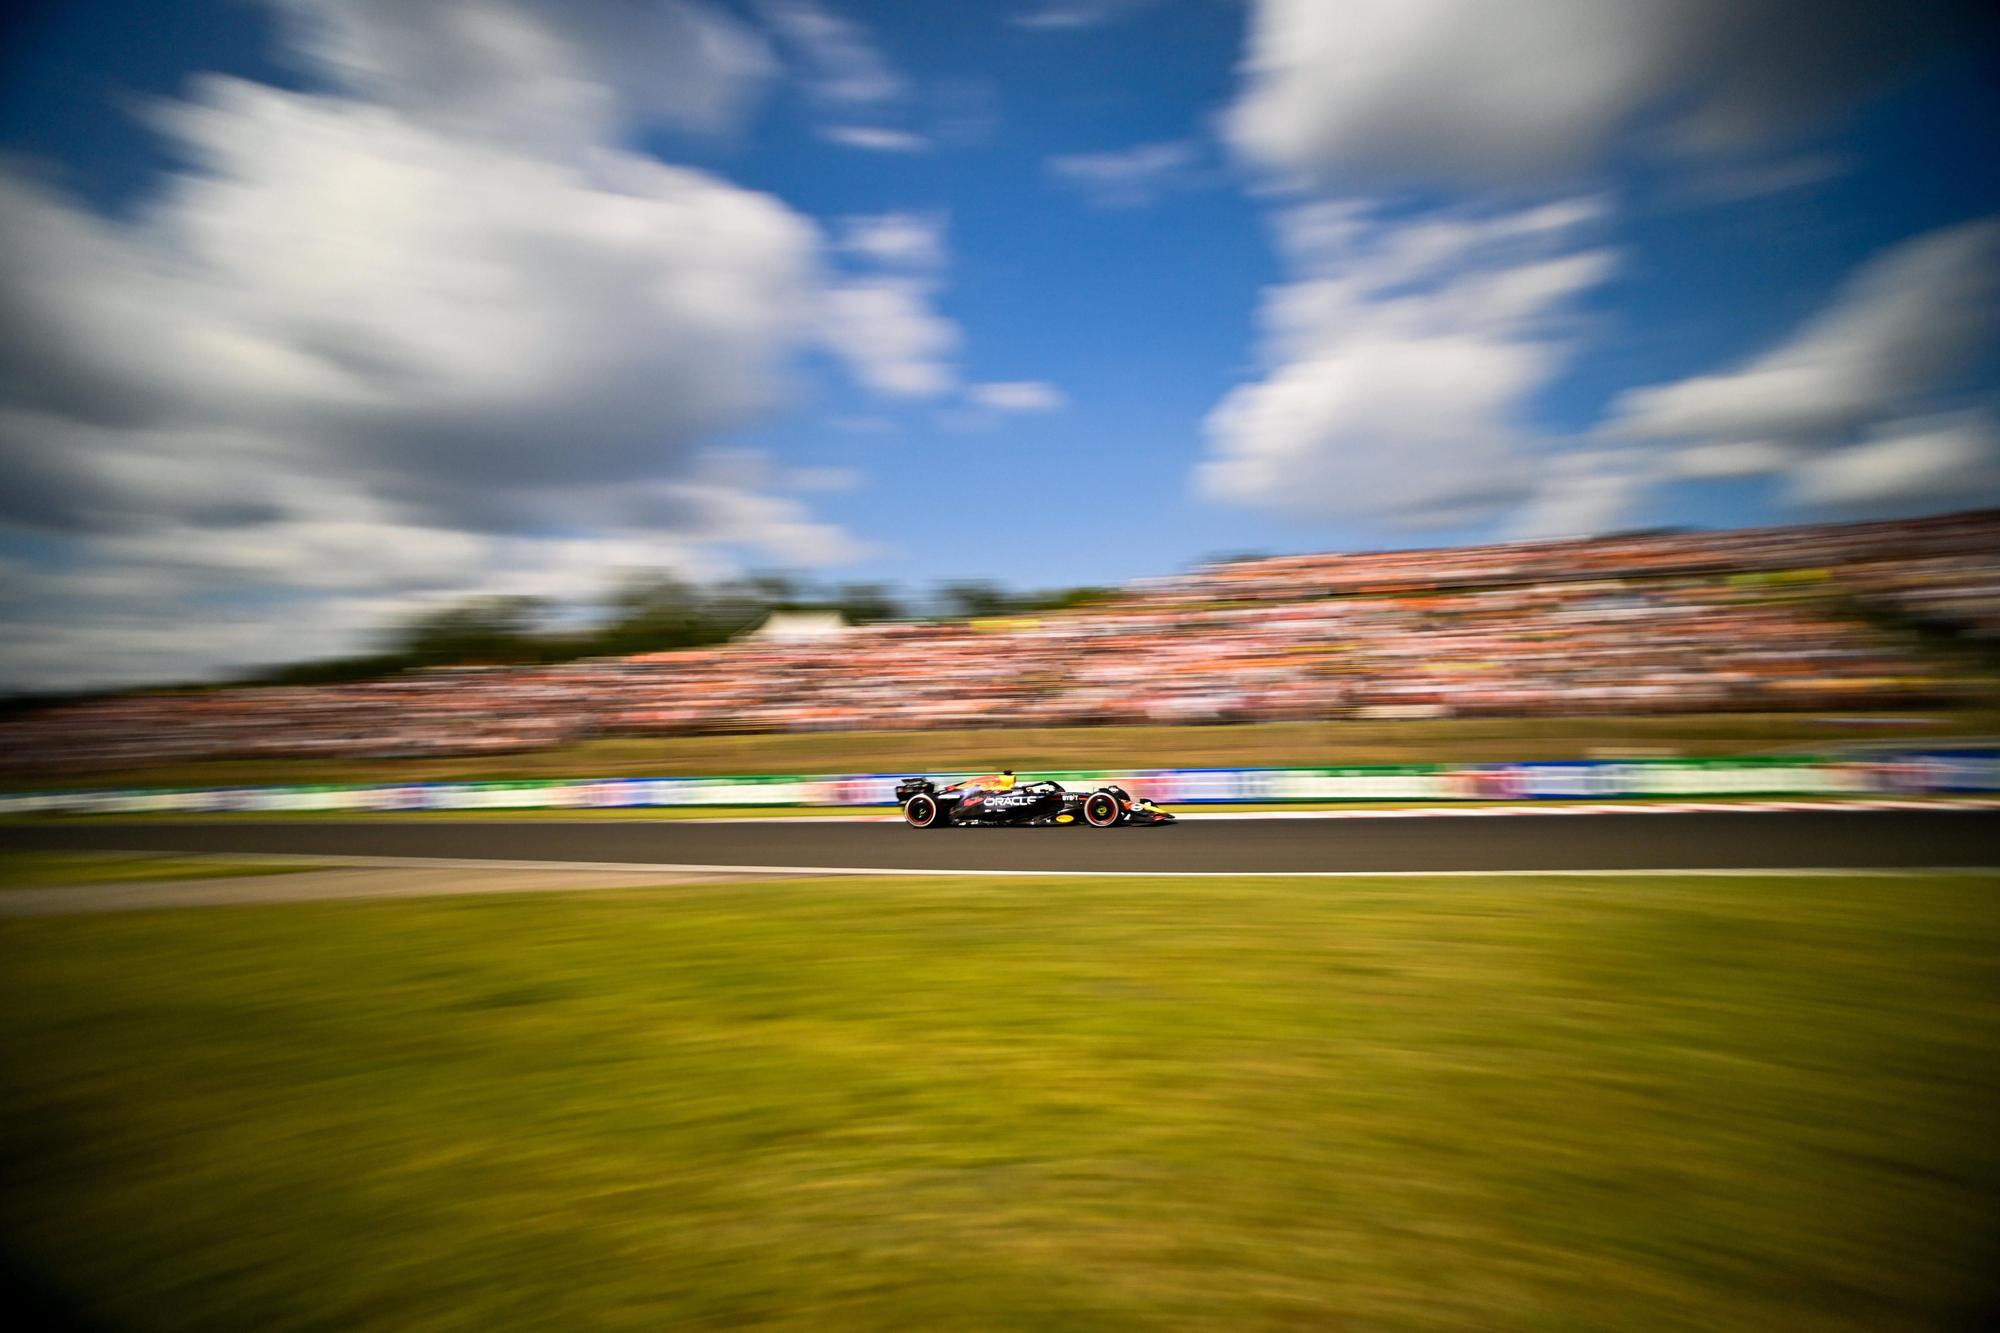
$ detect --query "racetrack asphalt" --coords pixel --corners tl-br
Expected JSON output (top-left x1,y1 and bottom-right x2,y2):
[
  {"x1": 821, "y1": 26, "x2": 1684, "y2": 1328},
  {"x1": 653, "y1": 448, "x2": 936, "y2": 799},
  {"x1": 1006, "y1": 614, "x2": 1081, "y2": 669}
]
[{"x1": 2, "y1": 810, "x2": 1994, "y2": 874}]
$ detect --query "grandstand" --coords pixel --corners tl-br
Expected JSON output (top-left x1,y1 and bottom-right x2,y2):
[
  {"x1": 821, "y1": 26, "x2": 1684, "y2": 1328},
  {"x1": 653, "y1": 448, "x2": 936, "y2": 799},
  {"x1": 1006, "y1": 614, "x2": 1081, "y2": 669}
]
[{"x1": 5, "y1": 509, "x2": 1996, "y2": 774}]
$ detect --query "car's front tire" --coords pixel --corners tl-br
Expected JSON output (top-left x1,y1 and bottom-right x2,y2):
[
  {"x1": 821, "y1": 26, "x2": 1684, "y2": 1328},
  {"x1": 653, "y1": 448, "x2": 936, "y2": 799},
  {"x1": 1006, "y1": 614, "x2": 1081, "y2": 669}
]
[
  {"x1": 1083, "y1": 791, "x2": 1121, "y2": 827},
  {"x1": 904, "y1": 793, "x2": 944, "y2": 828}
]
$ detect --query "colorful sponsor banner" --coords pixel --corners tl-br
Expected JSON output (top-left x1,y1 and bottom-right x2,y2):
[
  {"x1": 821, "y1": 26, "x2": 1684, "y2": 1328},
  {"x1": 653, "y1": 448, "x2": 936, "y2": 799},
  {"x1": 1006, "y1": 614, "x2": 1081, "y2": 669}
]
[
  {"x1": 1864, "y1": 751, "x2": 2000, "y2": 793},
  {"x1": 4, "y1": 752, "x2": 1994, "y2": 815}
]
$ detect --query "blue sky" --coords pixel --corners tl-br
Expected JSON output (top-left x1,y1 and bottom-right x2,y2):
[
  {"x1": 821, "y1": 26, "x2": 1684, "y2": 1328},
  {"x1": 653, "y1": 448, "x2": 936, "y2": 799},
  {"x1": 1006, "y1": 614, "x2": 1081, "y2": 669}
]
[{"x1": 1, "y1": 0, "x2": 1997, "y2": 687}]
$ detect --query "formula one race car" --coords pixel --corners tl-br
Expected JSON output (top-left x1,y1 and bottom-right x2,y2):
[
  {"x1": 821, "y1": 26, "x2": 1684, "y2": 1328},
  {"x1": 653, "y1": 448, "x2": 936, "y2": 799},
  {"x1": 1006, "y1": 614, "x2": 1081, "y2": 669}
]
[{"x1": 894, "y1": 772, "x2": 1176, "y2": 829}]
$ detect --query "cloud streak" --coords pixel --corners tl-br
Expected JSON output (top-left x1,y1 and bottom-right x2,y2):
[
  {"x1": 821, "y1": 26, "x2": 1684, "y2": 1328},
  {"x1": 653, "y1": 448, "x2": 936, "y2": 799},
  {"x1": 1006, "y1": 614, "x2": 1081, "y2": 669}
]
[
  {"x1": 1047, "y1": 139, "x2": 1204, "y2": 209},
  {"x1": 969, "y1": 381, "x2": 1068, "y2": 412},
  {"x1": 760, "y1": 0, "x2": 906, "y2": 106},
  {"x1": 0, "y1": 0, "x2": 925, "y2": 689},
  {"x1": 1611, "y1": 220, "x2": 2000, "y2": 445},
  {"x1": 818, "y1": 125, "x2": 930, "y2": 152},
  {"x1": 1198, "y1": 199, "x2": 1615, "y2": 526},
  {"x1": 1518, "y1": 218, "x2": 2000, "y2": 534},
  {"x1": 271, "y1": 0, "x2": 775, "y2": 148},
  {"x1": 1226, "y1": 0, "x2": 1966, "y2": 185}
]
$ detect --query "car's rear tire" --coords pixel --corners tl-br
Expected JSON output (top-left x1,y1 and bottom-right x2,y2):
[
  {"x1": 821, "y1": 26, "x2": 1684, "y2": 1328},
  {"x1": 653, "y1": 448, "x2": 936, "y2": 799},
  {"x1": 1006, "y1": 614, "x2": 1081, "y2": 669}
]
[
  {"x1": 904, "y1": 793, "x2": 943, "y2": 828},
  {"x1": 1083, "y1": 791, "x2": 1121, "y2": 827}
]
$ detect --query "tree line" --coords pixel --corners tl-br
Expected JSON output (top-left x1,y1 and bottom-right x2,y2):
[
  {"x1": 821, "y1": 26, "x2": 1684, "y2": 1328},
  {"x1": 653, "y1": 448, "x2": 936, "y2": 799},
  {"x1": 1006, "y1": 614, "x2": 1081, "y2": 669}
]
[{"x1": 237, "y1": 575, "x2": 1115, "y2": 686}]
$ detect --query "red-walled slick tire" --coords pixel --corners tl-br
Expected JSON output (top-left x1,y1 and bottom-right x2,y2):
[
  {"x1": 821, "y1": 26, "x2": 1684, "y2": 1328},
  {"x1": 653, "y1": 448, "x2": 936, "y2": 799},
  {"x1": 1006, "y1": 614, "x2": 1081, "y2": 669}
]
[
  {"x1": 904, "y1": 793, "x2": 942, "y2": 828},
  {"x1": 1083, "y1": 791, "x2": 1121, "y2": 827}
]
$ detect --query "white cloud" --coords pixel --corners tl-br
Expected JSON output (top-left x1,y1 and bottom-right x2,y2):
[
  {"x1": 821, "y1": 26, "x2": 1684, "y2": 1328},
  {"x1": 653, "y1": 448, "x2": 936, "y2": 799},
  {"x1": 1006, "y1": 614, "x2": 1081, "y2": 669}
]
[
  {"x1": 1673, "y1": 152, "x2": 1849, "y2": 205},
  {"x1": 836, "y1": 211, "x2": 948, "y2": 269},
  {"x1": 1611, "y1": 220, "x2": 2000, "y2": 445},
  {"x1": 784, "y1": 464, "x2": 863, "y2": 493},
  {"x1": 1789, "y1": 415, "x2": 2000, "y2": 508},
  {"x1": 8, "y1": 78, "x2": 820, "y2": 488},
  {"x1": 820, "y1": 276, "x2": 960, "y2": 398},
  {"x1": 759, "y1": 0, "x2": 905, "y2": 106},
  {"x1": 1508, "y1": 447, "x2": 1658, "y2": 539},
  {"x1": 969, "y1": 381, "x2": 1068, "y2": 413},
  {"x1": 1226, "y1": 0, "x2": 1964, "y2": 185},
  {"x1": 818, "y1": 124, "x2": 930, "y2": 152},
  {"x1": 270, "y1": 0, "x2": 773, "y2": 149},
  {"x1": 820, "y1": 215, "x2": 964, "y2": 401},
  {"x1": 1670, "y1": 440, "x2": 1798, "y2": 479},
  {"x1": 1012, "y1": 1, "x2": 1162, "y2": 30},
  {"x1": 1514, "y1": 219, "x2": 2000, "y2": 530},
  {"x1": 0, "y1": 432, "x2": 875, "y2": 692},
  {"x1": 1197, "y1": 199, "x2": 1614, "y2": 525},
  {"x1": 930, "y1": 79, "x2": 1002, "y2": 149},
  {"x1": 1047, "y1": 138, "x2": 1203, "y2": 209},
  {"x1": 0, "y1": 595, "x2": 404, "y2": 693},
  {"x1": 827, "y1": 414, "x2": 896, "y2": 434},
  {"x1": 0, "y1": 1, "x2": 918, "y2": 689},
  {"x1": 0, "y1": 106, "x2": 840, "y2": 519},
  {"x1": 0, "y1": 519, "x2": 749, "y2": 691}
]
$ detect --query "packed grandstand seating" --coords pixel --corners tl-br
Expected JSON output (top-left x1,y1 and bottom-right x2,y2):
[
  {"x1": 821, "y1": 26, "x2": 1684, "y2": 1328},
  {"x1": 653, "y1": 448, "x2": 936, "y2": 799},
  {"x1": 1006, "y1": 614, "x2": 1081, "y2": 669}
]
[{"x1": 5, "y1": 510, "x2": 1996, "y2": 773}]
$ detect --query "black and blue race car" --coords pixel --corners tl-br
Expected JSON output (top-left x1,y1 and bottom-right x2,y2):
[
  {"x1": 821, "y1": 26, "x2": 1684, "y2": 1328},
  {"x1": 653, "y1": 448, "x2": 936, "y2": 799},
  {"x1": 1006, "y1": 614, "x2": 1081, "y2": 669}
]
[{"x1": 893, "y1": 772, "x2": 1176, "y2": 829}]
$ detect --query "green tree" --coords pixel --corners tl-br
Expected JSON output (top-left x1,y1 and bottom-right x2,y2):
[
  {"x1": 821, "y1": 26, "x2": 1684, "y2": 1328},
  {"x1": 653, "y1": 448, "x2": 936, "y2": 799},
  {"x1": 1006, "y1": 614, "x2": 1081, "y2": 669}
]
[
  {"x1": 937, "y1": 580, "x2": 1017, "y2": 620},
  {"x1": 594, "y1": 575, "x2": 708, "y2": 656},
  {"x1": 392, "y1": 596, "x2": 549, "y2": 666},
  {"x1": 833, "y1": 583, "x2": 903, "y2": 624}
]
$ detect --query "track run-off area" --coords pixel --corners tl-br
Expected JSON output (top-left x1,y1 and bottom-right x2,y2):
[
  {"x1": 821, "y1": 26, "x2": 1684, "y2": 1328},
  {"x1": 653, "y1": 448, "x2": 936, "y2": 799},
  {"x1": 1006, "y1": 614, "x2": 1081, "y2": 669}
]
[{"x1": 3, "y1": 808, "x2": 1995, "y2": 875}]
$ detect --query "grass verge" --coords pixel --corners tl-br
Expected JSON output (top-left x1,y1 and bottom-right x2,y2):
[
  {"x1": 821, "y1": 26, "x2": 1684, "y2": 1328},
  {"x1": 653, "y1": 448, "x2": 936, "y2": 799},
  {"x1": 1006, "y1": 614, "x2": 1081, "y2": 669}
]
[
  {"x1": 2, "y1": 872, "x2": 1997, "y2": 1330},
  {"x1": 0, "y1": 852, "x2": 322, "y2": 889}
]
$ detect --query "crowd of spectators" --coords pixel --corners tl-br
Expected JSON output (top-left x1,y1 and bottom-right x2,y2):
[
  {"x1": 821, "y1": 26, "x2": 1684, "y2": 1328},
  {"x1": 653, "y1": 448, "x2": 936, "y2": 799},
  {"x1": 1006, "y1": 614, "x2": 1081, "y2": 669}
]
[{"x1": 6, "y1": 510, "x2": 1996, "y2": 774}]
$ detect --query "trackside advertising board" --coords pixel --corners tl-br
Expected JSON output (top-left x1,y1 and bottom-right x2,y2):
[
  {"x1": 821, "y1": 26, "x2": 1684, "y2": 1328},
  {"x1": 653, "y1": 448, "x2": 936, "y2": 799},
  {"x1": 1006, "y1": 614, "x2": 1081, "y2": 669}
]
[{"x1": 3, "y1": 753, "x2": 1995, "y2": 815}]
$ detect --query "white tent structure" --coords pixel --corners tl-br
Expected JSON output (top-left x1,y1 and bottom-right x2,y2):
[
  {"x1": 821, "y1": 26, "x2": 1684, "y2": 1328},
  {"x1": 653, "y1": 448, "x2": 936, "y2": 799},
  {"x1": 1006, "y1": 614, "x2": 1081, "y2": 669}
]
[{"x1": 741, "y1": 610, "x2": 850, "y2": 643}]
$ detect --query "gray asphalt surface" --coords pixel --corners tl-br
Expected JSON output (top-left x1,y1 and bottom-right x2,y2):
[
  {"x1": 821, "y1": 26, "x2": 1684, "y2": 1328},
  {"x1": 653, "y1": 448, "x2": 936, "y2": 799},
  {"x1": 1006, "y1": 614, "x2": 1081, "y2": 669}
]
[{"x1": 2, "y1": 810, "x2": 1994, "y2": 873}]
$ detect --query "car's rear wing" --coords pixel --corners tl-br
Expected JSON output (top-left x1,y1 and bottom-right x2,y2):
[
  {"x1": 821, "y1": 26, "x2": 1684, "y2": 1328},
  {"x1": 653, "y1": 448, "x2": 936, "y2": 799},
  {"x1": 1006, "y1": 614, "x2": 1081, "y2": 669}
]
[{"x1": 893, "y1": 777, "x2": 938, "y2": 802}]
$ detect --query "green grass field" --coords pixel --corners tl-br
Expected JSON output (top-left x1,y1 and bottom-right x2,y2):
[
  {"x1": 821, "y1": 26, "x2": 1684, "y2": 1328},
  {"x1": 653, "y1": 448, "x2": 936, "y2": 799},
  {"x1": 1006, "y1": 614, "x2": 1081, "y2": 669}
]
[
  {"x1": 0, "y1": 853, "x2": 322, "y2": 888},
  {"x1": 3, "y1": 872, "x2": 1997, "y2": 1330},
  {"x1": 13, "y1": 710, "x2": 1998, "y2": 793}
]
